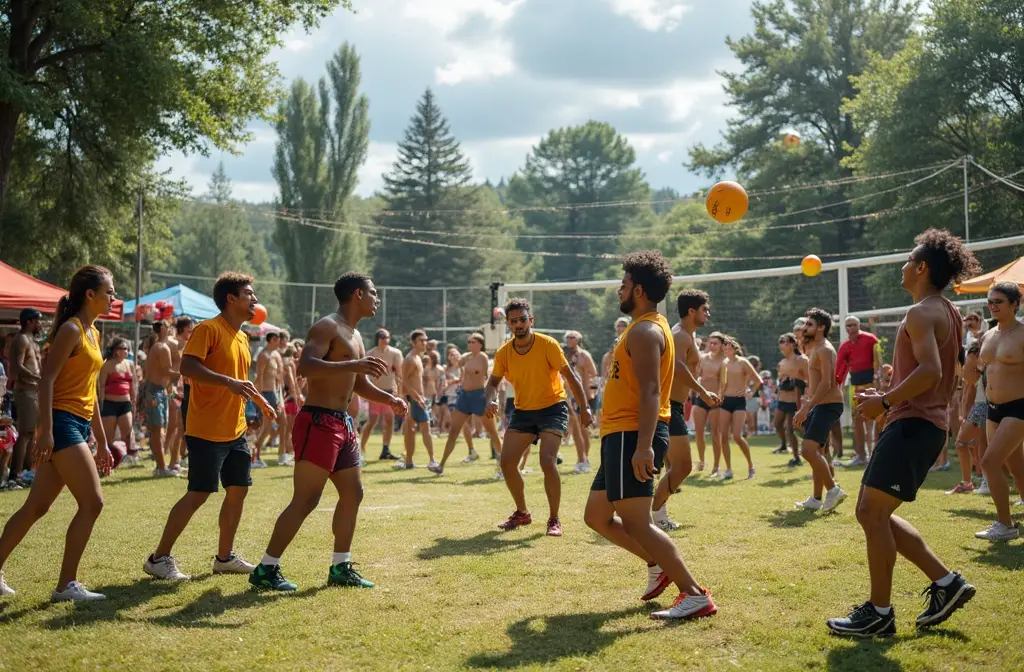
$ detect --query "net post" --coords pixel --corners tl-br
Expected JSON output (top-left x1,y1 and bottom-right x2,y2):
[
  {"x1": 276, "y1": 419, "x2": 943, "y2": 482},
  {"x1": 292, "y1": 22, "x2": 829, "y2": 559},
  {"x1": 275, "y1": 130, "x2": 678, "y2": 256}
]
[
  {"x1": 838, "y1": 265, "x2": 850, "y2": 344},
  {"x1": 442, "y1": 287, "x2": 448, "y2": 346},
  {"x1": 496, "y1": 283, "x2": 507, "y2": 345},
  {"x1": 310, "y1": 285, "x2": 317, "y2": 328},
  {"x1": 381, "y1": 288, "x2": 387, "y2": 327}
]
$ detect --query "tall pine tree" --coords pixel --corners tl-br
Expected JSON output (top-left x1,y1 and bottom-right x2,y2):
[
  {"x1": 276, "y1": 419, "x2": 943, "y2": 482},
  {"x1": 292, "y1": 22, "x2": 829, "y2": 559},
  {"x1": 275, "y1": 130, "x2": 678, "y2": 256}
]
[{"x1": 273, "y1": 43, "x2": 369, "y2": 330}]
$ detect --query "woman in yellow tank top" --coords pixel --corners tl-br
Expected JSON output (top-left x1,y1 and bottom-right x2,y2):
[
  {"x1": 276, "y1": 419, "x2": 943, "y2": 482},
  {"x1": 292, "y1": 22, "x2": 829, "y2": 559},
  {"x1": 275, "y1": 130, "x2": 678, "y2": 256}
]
[{"x1": 0, "y1": 266, "x2": 116, "y2": 603}]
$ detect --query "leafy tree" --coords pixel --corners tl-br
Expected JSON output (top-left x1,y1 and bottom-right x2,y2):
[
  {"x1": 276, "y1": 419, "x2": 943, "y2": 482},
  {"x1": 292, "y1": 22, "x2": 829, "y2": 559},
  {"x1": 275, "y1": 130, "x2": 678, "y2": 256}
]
[
  {"x1": 0, "y1": 0, "x2": 346, "y2": 219},
  {"x1": 273, "y1": 43, "x2": 369, "y2": 330}
]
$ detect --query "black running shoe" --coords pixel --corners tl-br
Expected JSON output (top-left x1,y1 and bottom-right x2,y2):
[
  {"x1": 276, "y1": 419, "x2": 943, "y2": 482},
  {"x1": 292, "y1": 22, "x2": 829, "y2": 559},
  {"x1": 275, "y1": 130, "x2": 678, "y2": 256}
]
[
  {"x1": 916, "y1": 573, "x2": 975, "y2": 629},
  {"x1": 787, "y1": 457, "x2": 802, "y2": 467},
  {"x1": 773, "y1": 445, "x2": 789, "y2": 454},
  {"x1": 826, "y1": 601, "x2": 896, "y2": 638},
  {"x1": 379, "y1": 450, "x2": 401, "y2": 461}
]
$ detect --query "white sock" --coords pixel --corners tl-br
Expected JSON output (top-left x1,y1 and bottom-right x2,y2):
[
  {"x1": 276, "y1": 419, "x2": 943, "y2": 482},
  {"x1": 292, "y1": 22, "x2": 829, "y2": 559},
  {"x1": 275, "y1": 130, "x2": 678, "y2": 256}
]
[
  {"x1": 260, "y1": 554, "x2": 280, "y2": 567},
  {"x1": 653, "y1": 505, "x2": 667, "y2": 521},
  {"x1": 873, "y1": 604, "x2": 892, "y2": 615},
  {"x1": 935, "y1": 571, "x2": 956, "y2": 587},
  {"x1": 332, "y1": 551, "x2": 351, "y2": 565}
]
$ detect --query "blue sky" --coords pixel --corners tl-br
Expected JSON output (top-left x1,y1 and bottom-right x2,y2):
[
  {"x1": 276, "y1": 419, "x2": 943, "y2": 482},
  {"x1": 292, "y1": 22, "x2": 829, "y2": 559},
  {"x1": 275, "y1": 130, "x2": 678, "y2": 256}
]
[{"x1": 157, "y1": 0, "x2": 756, "y2": 202}]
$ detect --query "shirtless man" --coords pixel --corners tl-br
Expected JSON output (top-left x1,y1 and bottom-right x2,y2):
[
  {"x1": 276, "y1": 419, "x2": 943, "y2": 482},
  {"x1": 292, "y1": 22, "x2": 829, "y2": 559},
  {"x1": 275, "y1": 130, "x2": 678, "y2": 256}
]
[
  {"x1": 359, "y1": 329, "x2": 404, "y2": 461},
  {"x1": 775, "y1": 332, "x2": 809, "y2": 465},
  {"x1": 564, "y1": 331, "x2": 598, "y2": 474},
  {"x1": 653, "y1": 290, "x2": 720, "y2": 531},
  {"x1": 394, "y1": 329, "x2": 434, "y2": 470},
  {"x1": 9, "y1": 309, "x2": 42, "y2": 486},
  {"x1": 144, "y1": 321, "x2": 176, "y2": 476},
  {"x1": 974, "y1": 281, "x2": 1024, "y2": 541},
  {"x1": 254, "y1": 332, "x2": 283, "y2": 468},
  {"x1": 694, "y1": 333, "x2": 727, "y2": 475},
  {"x1": 431, "y1": 333, "x2": 501, "y2": 475},
  {"x1": 793, "y1": 308, "x2": 847, "y2": 513},
  {"x1": 166, "y1": 317, "x2": 194, "y2": 473},
  {"x1": 249, "y1": 273, "x2": 407, "y2": 591}
]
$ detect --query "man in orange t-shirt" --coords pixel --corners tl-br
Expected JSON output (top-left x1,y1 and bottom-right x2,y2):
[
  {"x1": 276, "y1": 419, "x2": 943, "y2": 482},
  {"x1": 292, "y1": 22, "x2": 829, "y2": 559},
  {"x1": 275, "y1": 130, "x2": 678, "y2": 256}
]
[{"x1": 144, "y1": 272, "x2": 274, "y2": 582}]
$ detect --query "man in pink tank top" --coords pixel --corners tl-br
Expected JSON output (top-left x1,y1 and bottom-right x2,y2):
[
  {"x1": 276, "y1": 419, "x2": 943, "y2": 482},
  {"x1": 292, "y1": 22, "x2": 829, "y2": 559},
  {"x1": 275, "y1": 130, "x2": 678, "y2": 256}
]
[{"x1": 826, "y1": 229, "x2": 980, "y2": 638}]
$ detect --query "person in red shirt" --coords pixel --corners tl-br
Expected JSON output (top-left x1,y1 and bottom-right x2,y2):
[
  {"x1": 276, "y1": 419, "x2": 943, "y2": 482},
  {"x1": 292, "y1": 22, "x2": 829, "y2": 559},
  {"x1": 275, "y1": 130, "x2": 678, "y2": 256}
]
[{"x1": 836, "y1": 316, "x2": 881, "y2": 465}]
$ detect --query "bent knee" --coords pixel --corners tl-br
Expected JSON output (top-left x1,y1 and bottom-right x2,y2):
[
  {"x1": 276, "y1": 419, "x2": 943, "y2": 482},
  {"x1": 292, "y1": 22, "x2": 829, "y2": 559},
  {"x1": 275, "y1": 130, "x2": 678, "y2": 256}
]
[{"x1": 80, "y1": 496, "x2": 105, "y2": 518}]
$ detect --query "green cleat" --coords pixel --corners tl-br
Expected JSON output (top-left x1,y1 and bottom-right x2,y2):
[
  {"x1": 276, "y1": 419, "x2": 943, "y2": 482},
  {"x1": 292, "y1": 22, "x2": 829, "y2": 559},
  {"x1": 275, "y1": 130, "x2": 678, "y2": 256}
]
[
  {"x1": 328, "y1": 562, "x2": 374, "y2": 588},
  {"x1": 249, "y1": 563, "x2": 298, "y2": 592}
]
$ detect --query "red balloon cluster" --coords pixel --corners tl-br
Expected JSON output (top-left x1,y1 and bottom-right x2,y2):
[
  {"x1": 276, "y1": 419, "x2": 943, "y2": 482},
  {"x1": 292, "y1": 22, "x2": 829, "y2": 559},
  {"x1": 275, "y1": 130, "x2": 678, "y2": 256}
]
[{"x1": 134, "y1": 301, "x2": 174, "y2": 322}]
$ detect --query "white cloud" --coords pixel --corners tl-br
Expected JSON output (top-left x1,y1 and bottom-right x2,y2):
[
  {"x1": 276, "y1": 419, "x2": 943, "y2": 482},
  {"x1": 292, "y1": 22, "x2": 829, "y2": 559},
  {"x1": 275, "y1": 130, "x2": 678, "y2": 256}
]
[
  {"x1": 609, "y1": 0, "x2": 692, "y2": 32},
  {"x1": 399, "y1": 0, "x2": 522, "y2": 32},
  {"x1": 357, "y1": 141, "x2": 399, "y2": 195},
  {"x1": 657, "y1": 150, "x2": 674, "y2": 163},
  {"x1": 435, "y1": 42, "x2": 516, "y2": 85}
]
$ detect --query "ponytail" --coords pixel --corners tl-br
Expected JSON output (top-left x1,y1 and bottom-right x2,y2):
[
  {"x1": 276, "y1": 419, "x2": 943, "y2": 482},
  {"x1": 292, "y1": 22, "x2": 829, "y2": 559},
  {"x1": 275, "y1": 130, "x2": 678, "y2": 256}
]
[{"x1": 47, "y1": 265, "x2": 112, "y2": 345}]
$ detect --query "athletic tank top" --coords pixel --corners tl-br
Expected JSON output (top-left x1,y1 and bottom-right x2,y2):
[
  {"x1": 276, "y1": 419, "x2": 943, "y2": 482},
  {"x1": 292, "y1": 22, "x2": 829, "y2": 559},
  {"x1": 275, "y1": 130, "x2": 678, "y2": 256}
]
[
  {"x1": 887, "y1": 296, "x2": 962, "y2": 431},
  {"x1": 53, "y1": 318, "x2": 104, "y2": 419},
  {"x1": 600, "y1": 312, "x2": 673, "y2": 437}
]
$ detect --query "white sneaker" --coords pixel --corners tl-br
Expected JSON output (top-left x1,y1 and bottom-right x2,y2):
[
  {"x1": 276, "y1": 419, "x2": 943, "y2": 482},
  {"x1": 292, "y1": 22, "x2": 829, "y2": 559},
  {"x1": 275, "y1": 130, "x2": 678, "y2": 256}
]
[
  {"x1": 144, "y1": 554, "x2": 190, "y2": 581},
  {"x1": 392, "y1": 461, "x2": 414, "y2": 470},
  {"x1": 462, "y1": 450, "x2": 480, "y2": 463},
  {"x1": 795, "y1": 496, "x2": 822, "y2": 510},
  {"x1": 722, "y1": 469, "x2": 733, "y2": 480},
  {"x1": 580, "y1": 461, "x2": 591, "y2": 474},
  {"x1": 845, "y1": 456, "x2": 868, "y2": 467},
  {"x1": 572, "y1": 462, "x2": 586, "y2": 474},
  {"x1": 0, "y1": 570, "x2": 14, "y2": 596},
  {"x1": 641, "y1": 564, "x2": 670, "y2": 601},
  {"x1": 977, "y1": 478, "x2": 990, "y2": 495},
  {"x1": 747, "y1": 468, "x2": 756, "y2": 480},
  {"x1": 650, "y1": 589, "x2": 717, "y2": 620},
  {"x1": 358, "y1": 454, "x2": 366, "y2": 468},
  {"x1": 974, "y1": 521, "x2": 1020, "y2": 541},
  {"x1": 152, "y1": 467, "x2": 178, "y2": 478},
  {"x1": 212, "y1": 554, "x2": 256, "y2": 574},
  {"x1": 820, "y1": 485, "x2": 848, "y2": 513},
  {"x1": 52, "y1": 581, "x2": 106, "y2": 602},
  {"x1": 252, "y1": 459, "x2": 267, "y2": 469},
  {"x1": 494, "y1": 470, "x2": 504, "y2": 481}
]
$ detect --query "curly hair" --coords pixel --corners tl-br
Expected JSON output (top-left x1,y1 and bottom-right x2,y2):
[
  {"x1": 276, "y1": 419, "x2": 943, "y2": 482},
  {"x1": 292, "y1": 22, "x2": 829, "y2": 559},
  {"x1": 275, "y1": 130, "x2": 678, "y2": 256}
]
[
  {"x1": 213, "y1": 272, "x2": 254, "y2": 311},
  {"x1": 804, "y1": 307, "x2": 833, "y2": 338},
  {"x1": 622, "y1": 250, "x2": 673, "y2": 303},
  {"x1": 913, "y1": 228, "x2": 981, "y2": 290},
  {"x1": 676, "y1": 289, "x2": 709, "y2": 319},
  {"x1": 504, "y1": 297, "x2": 531, "y2": 315}
]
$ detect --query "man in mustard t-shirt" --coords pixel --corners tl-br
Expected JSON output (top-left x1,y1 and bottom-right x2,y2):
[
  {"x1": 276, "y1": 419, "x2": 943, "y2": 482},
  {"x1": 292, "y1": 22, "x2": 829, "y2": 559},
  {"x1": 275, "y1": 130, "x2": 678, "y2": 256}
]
[
  {"x1": 484, "y1": 298, "x2": 592, "y2": 537},
  {"x1": 144, "y1": 272, "x2": 274, "y2": 581}
]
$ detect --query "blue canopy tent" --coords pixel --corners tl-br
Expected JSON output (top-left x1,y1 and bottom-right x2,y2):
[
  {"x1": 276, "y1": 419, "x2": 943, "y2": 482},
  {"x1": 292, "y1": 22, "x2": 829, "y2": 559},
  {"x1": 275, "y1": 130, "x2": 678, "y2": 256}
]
[{"x1": 120, "y1": 284, "x2": 219, "y2": 321}]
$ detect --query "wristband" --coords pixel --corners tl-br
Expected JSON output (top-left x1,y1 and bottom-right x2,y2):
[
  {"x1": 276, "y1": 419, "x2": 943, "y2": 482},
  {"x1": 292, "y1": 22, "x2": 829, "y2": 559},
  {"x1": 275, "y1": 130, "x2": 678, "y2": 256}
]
[{"x1": 881, "y1": 396, "x2": 890, "y2": 410}]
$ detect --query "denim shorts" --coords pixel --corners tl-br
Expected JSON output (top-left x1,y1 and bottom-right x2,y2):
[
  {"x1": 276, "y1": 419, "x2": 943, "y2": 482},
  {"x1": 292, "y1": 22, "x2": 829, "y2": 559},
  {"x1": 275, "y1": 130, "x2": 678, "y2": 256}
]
[{"x1": 53, "y1": 410, "x2": 92, "y2": 452}]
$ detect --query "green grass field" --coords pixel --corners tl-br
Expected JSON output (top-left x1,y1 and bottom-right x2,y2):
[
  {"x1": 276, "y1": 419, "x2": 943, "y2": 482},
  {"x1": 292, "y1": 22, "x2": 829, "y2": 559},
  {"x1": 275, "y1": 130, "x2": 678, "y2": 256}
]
[{"x1": 1, "y1": 434, "x2": 1022, "y2": 671}]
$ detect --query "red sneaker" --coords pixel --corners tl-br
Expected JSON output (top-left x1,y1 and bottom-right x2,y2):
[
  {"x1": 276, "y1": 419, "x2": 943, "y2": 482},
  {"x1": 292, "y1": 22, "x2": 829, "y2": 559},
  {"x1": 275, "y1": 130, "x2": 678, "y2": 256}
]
[
  {"x1": 546, "y1": 518, "x2": 563, "y2": 537},
  {"x1": 497, "y1": 510, "x2": 532, "y2": 531}
]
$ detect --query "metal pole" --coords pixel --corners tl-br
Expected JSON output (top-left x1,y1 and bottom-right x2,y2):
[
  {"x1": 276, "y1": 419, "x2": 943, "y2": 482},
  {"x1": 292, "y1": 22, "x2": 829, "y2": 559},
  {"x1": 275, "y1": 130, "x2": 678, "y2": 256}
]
[
  {"x1": 133, "y1": 191, "x2": 143, "y2": 351},
  {"x1": 837, "y1": 265, "x2": 850, "y2": 343},
  {"x1": 382, "y1": 288, "x2": 387, "y2": 327},
  {"x1": 442, "y1": 287, "x2": 448, "y2": 347},
  {"x1": 963, "y1": 155, "x2": 970, "y2": 243},
  {"x1": 310, "y1": 286, "x2": 317, "y2": 328}
]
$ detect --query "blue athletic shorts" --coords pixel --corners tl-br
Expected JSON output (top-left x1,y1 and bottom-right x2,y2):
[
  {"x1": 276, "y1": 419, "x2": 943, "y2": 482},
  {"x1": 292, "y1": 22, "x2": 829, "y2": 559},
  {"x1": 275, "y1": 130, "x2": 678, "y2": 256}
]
[
  {"x1": 454, "y1": 388, "x2": 487, "y2": 416},
  {"x1": 53, "y1": 410, "x2": 91, "y2": 452}
]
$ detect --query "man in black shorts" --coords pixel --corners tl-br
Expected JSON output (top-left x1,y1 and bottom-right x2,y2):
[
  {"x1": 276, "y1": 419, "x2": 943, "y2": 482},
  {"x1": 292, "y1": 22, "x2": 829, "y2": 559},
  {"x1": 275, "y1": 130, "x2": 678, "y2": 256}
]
[
  {"x1": 652, "y1": 289, "x2": 720, "y2": 531},
  {"x1": 145, "y1": 273, "x2": 272, "y2": 581},
  {"x1": 793, "y1": 308, "x2": 846, "y2": 513},
  {"x1": 584, "y1": 251, "x2": 716, "y2": 619},
  {"x1": 827, "y1": 229, "x2": 978, "y2": 637}
]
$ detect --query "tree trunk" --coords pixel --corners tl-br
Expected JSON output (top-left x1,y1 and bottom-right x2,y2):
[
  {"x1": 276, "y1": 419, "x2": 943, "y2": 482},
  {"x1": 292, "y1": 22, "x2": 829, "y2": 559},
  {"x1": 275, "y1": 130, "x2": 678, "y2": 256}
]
[{"x1": 0, "y1": 101, "x2": 22, "y2": 225}]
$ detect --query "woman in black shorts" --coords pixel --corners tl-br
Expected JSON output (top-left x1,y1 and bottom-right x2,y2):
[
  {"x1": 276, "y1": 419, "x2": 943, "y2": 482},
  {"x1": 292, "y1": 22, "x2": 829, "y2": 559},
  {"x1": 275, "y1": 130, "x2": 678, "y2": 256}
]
[
  {"x1": 97, "y1": 338, "x2": 137, "y2": 465},
  {"x1": 721, "y1": 338, "x2": 762, "y2": 480}
]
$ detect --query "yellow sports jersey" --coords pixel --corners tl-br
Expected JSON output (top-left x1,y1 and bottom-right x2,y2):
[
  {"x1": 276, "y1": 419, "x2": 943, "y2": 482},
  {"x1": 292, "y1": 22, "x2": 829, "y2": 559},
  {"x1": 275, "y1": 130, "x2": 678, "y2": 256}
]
[
  {"x1": 52, "y1": 318, "x2": 103, "y2": 419},
  {"x1": 600, "y1": 312, "x2": 674, "y2": 437},
  {"x1": 492, "y1": 332, "x2": 568, "y2": 411},
  {"x1": 183, "y1": 315, "x2": 251, "y2": 442}
]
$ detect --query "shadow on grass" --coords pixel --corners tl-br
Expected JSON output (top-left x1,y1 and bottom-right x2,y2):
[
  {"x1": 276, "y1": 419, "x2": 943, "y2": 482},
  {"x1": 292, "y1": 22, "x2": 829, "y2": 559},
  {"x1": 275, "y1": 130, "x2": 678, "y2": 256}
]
[
  {"x1": 946, "y1": 507, "x2": 994, "y2": 522},
  {"x1": 760, "y1": 508, "x2": 815, "y2": 528},
  {"x1": 761, "y1": 477, "x2": 806, "y2": 488},
  {"x1": 146, "y1": 585, "x2": 323, "y2": 628},
  {"x1": 465, "y1": 606, "x2": 650, "y2": 668},
  {"x1": 418, "y1": 530, "x2": 544, "y2": 560},
  {"x1": 101, "y1": 473, "x2": 172, "y2": 488},
  {"x1": 962, "y1": 543, "x2": 1024, "y2": 570},
  {"x1": 375, "y1": 474, "x2": 448, "y2": 486},
  {"x1": 35, "y1": 579, "x2": 181, "y2": 630},
  {"x1": 825, "y1": 633, "x2": 901, "y2": 671}
]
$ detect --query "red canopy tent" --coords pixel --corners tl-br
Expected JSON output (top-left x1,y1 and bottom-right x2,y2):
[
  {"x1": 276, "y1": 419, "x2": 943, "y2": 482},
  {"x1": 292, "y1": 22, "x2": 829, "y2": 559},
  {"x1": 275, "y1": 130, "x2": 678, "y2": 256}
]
[{"x1": 0, "y1": 260, "x2": 123, "y2": 322}]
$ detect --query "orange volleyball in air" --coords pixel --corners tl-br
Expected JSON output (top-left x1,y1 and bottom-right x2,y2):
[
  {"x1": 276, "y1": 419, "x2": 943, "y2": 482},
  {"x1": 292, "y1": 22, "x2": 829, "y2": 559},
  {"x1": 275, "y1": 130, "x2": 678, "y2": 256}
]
[
  {"x1": 705, "y1": 181, "x2": 749, "y2": 224},
  {"x1": 801, "y1": 255, "x2": 822, "y2": 277},
  {"x1": 251, "y1": 303, "x2": 268, "y2": 325}
]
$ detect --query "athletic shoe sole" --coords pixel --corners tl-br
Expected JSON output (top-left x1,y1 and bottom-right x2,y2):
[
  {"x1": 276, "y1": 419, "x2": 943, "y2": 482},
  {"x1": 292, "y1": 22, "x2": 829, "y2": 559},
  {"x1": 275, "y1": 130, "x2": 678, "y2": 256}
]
[
  {"x1": 827, "y1": 625, "x2": 895, "y2": 638},
  {"x1": 916, "y1": 583, "x2": 976, "y2": 629},
  {"x1": 641, "y1": 573, "x2": 672, "y2": 602},
  {"x1": 650, "y1": 603, "x2": 718, "y2": 620}
]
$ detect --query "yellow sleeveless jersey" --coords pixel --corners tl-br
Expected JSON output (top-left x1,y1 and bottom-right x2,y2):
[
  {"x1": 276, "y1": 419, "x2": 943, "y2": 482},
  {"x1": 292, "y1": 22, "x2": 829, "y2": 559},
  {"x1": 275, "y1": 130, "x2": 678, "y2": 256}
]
[
  {"x1": 600, "y1": 312, "x2": 674, "y2": 437},
  {"x1": 52, "y1": 317, "x2": 104, "y2": 419}
]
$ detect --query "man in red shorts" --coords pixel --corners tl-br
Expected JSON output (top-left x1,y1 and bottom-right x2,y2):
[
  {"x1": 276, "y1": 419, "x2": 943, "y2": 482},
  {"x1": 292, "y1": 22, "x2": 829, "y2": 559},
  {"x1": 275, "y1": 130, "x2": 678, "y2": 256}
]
[
  {"x1": 359, "y1": 328, "x2": 404, "y2": 461},
  {"x1": 836, "y1": 315, "x2": 880, "y2": 466},
  {"x1": 249, "y1": 273, "x2": 407, "y2": 591}
]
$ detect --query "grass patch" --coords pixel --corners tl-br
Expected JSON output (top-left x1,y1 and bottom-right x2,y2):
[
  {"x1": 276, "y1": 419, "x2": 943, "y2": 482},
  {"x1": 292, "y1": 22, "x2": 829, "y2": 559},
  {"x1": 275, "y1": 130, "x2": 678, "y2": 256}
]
[{"x1": 1, "y1": 436, "x2": 1022, "y2": 671}]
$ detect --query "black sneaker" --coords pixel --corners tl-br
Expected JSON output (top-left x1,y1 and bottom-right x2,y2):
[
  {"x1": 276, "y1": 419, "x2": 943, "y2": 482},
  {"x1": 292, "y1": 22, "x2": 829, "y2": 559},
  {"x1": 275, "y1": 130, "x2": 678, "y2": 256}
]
[
  {"x1": 826, "y1": 601, "x2": 896, "y2": 638},
  {"x1": 379, "y1": 450, "x2": 401, "y2": 461},
  {"x1": 772, "y1": 445, "x2": 789, "y2": 454},
  {"x1": 787, "y1": 457, "x2": 802, "y2": 467},
  {"x1": 916, "y1": 573, "x2": 975, "y2": 629}
]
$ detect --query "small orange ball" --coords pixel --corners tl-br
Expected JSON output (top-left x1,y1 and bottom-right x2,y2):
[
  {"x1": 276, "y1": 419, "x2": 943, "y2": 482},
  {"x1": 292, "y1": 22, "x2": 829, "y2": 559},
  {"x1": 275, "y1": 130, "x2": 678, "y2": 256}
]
[
  {"x1": 705, "y1": 181, "x2": 749, "y2": 224},
  {"x1": 251, "y1": 303, "x2": 268, "y2": 326},
  {"x1": 801, "y1": 255, "x2": 823, "y2": 277}
]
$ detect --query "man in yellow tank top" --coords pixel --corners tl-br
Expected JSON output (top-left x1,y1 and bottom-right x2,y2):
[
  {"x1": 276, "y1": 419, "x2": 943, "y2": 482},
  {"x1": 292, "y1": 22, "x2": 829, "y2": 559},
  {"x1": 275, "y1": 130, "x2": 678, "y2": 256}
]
[{"x1": 583, "y1": 251, "x2": 717, "y2": 621}]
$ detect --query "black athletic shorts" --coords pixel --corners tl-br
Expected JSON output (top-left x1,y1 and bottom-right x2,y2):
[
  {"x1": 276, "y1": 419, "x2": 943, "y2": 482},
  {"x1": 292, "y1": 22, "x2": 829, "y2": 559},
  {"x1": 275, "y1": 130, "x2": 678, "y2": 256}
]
[
  {"x1": 988, "y1": 398, "x2": 1024, "y2": 424},
  {"x1": 508, "y1": 401, "x2": 569, "y2": 443},
  {"x1": 100, "y1": 399, "x2": 132, "y2": 418},
  {"x1": 801, "y1": 402, "x2": 844, "y2": 446},
  {"x1": 591, "y1": 422, "x2": 669, "y2": 502},
  {"x1": 669, "y1": 400, "x2": 689, "y2": 437},
  {"x1": 692, "y1": 394, "x2": 712, "y2": 412},
  {"x1": 776, "y1": 400, "x2": 797, "y2": 415},
  {"x1": 185, "y1": 434, "x2": 252, "y2": 493},
  {"x1": 850, "y1": 369, "x2": 874, "y2": 386},
  {"x1": 721, "y1": 395, "x2": 746, "y2": 414},
  {"x1": 862, "y1": 418, "x2": 947, "y2": 502}
]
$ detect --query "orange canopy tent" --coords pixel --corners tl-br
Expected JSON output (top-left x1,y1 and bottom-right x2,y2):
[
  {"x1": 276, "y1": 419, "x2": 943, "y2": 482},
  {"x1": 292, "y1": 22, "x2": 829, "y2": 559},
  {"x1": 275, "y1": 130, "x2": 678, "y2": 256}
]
[
  {"x1": 0, "y1": 260, "x2": 123, "y2": 321},
  {"x1": 954, "y1": 257, "x2": 1024, "y2": 294}
]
